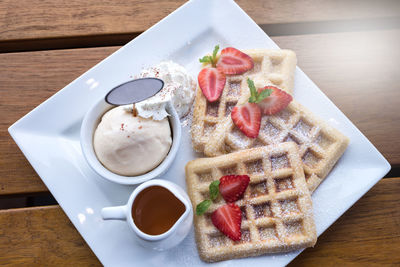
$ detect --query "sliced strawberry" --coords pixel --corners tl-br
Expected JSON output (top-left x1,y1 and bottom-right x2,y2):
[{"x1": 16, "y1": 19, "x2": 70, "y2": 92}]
[
  {"x1": 211, "y1": 203, "x2": 242, "y2": 241},
  {"x1": 257, "y1": 86, "x2": 292, "y2": 115},
  {"x1": 198, "y1": 67, "x2": 226, "y2": 102},
  {"x1": 231, "y1": 102, "x2": 261, "y2": 138},
  {"x1": 219, "y1": 175, "x2": 250, "y2": 203},
  {"x1": 216, "y1": 47, "x2": 254, "y2": 75}
]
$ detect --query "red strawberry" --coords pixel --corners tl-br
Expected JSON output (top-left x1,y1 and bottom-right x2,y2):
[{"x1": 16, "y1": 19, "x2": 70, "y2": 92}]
[
  {"x1": 211, "y1": 203, "x2": 242, "y2": 241},
  {"x1": 257, "y1": 86, "x2": 292, "y2": 115},
  {"x1": 231, "y1": 102, "x2": 261, "y2": 138},
  {"x1": 198, "y1": 67, "x2": 226, "y2": 102},
  {"x1": 219, "y1": 175, "x2": 250, "y2": 203},
  {"x1": 217, "y1": 47, "x2": 254, "y2": 75}
]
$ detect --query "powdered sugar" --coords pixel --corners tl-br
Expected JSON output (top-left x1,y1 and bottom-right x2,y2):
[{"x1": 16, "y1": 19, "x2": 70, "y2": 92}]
[{"x1": 136, "y1": 61, "x2": 196, "y2": 120}]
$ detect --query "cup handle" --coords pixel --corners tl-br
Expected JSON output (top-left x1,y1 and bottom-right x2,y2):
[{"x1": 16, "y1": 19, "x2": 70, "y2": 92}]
[{"x1": 101, "y1": 205, "x2": 128, "y2": 221}]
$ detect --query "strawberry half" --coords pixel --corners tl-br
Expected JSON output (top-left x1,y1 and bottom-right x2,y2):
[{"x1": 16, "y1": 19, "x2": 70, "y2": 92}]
[
  {"x1": 198, "y1": 67, "x2": 226, "y2": 102},
  {"x1": 211, "y1": 203, "x2": 242, "y2": 241},
  {"x1": 217, "y1": 47, "x2": 254, "y2": 75},
  {"x1": 257, "y1": 86, "x2": 292, "y2": 115},
  {"x1": 219, "y1": 175, "x2": 250, "y2": 203},
  {"x1": 231, "y1": 102, "x2": 261, "y2": 138}
]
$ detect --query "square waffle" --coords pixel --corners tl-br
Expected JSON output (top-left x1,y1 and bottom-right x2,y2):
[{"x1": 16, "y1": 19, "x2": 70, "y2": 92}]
[
  {"x1": 185, "y1": 142, "x2": 317, "y2": 262},
  {"x1": 204, "y1": 100, "x2": 349, "y2": 192},
  {"x1": 191, "y1": 49, "x2": 297, "y2": 153}
]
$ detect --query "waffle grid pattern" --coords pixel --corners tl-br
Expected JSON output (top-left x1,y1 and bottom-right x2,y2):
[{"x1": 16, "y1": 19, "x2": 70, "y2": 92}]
[
  {"x1": 191, "y1": 49, "x2": 297, "y2": 153},
  {"x1": 205, "y1": 101, "x2": 349, "y2": 192},
  {"x1": 186, "y1": 143, "x2": 316, "y2": 262}
]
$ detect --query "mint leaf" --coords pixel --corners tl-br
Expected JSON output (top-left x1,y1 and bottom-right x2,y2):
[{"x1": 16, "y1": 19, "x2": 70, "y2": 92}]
[
  {"x1": 247, "y1": 78, "x2": 273, "y2": 103},
  {"x1": 249, "y1": 96, "x2": 257, "y2": 103},
  {"x1": 247, "y1": 78, "x2": 258, "y2": 103},
  {"x1": 256, "y1": 88, "x2": 272, "y2": 103},
  {"x1": 199, "y1": 45, "x2": 220, "y2": 67},
  {"x1": 209, "y1": 180, "x2": 220, "y2": 201},
  {"x1": 199, "y1": 55, "x2": 213, "y2": 64},
  {"x1": 212, "y1": 45, "x2": 220, "y2": 62},
  {"x1": 196, "y1": 199, "x2": 211, "y2": 215}
]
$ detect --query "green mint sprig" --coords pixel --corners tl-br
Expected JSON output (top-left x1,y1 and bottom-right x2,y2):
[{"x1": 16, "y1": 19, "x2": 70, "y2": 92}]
[
  {"x1": 199, "y1": 45, "x2": 220, "y2": 67},
  {"x1": 209, "y1": 180, "x2": 220, "y2": 201},
  {"x1": 247, "y1": 78, "x2": 272, "y2": 103},
  {"x1": 196, "y1": 200, "x2": 211, "y2": 215},
  {"x1": 196, "y1": 180, "x2": 220, "y2": 215}
]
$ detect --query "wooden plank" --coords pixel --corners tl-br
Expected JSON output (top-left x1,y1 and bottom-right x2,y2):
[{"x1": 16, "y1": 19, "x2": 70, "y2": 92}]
[
  {"x1": 0, "y1": 0, "x2": 399, "y2": 43},
  {"x1": 1, "y1": 30, "x2": 399, "y2": 195},
  {"x1": 0, "y1": 205, "x2": 100, "y2": 266},
  {"x1": 0, "y1": 178, "x2": 398, "y2": 265},
  {"x1": 0, "y1": 46, "x2": 119, "y2": 195},
  {"x1": 289, "y1": 177, "x2": 400, "y2": 266}
]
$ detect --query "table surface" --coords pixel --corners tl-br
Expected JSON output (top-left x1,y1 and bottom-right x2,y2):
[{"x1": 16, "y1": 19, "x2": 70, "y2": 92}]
[{"x1": 1, "y1": 0, "x2": 399, "y2": 266}]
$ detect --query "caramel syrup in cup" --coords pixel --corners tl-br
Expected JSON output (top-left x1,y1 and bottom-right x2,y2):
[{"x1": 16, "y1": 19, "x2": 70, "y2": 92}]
[{"x1": 132, "y1": 186, "x2": 186, "y2": 235}]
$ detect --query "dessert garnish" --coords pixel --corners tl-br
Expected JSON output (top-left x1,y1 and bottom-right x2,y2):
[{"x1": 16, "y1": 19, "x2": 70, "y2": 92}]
[
  {"x1": 231, "y1": 78, "x2": 293, "y2": 138},
  {"x1": 137, "y1": 61, "x2": 196, "y2": 120},
  {"x1": 216, "y1": 47, "x2": 254, "y2": 75},
  {"x1": 247, "y1": 77, "x2": 272, "y2": 104},
  {"x1": 196, "y1": 180, "x2": 220, "y2": 215},
  {"x1": 196, "y1": 174, "x2": 250, "y2": 241},
  {"x1": 196, "y1": 199, "x2": 211, "y2": 216},
  {"x1": 199, "y1": 45, "x2": 220, "y2": 66},
  {"x1": 209, "y1": 180, "x2": 220, "y2": 201},
  {"x1": 198, "y1": 45, "x2": 255, "y2": 102},
  {"x1": 219, "y1": 175, "x2": 250, "y2": 203},
  {"x1": 231, "y1": 102, "x2": 261, "y2": 138},
  {"x1": 211, "y1": 203, "x2": 242, "y2": 241},
  {"x1": 257, "y1": 85, "x2": 292, "y2": 115},
  {"x1": 198, "y1": 45, "x2": 226, "y2": 102},
  {"x1": 198, "y1": 67, "x2": 226, "y2": 102}
]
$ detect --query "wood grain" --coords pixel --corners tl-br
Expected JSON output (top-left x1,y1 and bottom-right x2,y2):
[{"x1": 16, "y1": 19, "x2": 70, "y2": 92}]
[
  {"x1": 289, "y1": 177, "x2": 400, "y2": 266},
  {"x1": 0, "y1": 0, "x2": 399, "y2": 42},
  {"x1": 0, "y1": 46, "x2": 119, "y2": 195},
  {"x1": 0, "y1": 206, "x2": 100, "y2": 266},
  {"x1": 0, "y1": 178, "x2": 398, "y2": 266},
  {"x1": 1, "y1": 30, "x2": 399, "y2": 195}
]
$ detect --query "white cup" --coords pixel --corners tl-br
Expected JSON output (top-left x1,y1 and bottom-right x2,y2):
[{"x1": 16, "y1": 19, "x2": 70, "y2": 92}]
[
  {"x1": 80, "y1": 98, "x2": 181, "y2": 185},
  {"x1": 101, "y1": 179, "x2": 193, "y2": 250}
]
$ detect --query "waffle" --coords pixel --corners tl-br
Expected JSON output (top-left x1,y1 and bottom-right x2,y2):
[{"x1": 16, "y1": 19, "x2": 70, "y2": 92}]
[
  {"x1": 191, "y1": 49, "x2": 297, "y2": 153},
  {"x1": 185, "y1": 142, "x2": 317, "y2": 262},
  {"x1": 204, "y1": 99, "x2": 349, "y2": 192}
]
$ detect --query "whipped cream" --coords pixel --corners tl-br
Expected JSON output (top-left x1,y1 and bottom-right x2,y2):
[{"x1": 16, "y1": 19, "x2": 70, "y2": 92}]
[{"x1": 136, "y1": 61, "x2": 196, "y2": 120}]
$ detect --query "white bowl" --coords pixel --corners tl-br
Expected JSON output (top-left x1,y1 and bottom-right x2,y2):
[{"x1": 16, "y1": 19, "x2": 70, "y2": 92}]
[{"x1": 80, "y1": 98, "x2": 181, "y2": 185}]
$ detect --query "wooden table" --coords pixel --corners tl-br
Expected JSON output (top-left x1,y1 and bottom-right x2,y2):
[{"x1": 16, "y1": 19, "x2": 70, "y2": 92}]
[{"x1": 1, "y1": 0, "x2": 399, "y2": 265}]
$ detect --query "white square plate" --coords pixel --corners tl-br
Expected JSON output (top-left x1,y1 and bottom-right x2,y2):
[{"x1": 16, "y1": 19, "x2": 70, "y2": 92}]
[{"x1": 8, "y1": 0, "x2": 390, "y2": 266}]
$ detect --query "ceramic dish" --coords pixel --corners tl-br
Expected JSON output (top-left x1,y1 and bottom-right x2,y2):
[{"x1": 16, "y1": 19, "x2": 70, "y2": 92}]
[
  {"x1": 101, "y1": 179, "x2": 193, "y2": 250},
  {"x1": 80, "y1": 99, "x2": 181, "y2": 185},
  {"x1": 8, "y1": 0, "x2": 390, "y2": 266}
]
